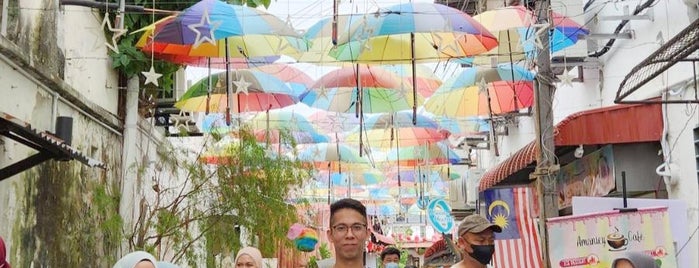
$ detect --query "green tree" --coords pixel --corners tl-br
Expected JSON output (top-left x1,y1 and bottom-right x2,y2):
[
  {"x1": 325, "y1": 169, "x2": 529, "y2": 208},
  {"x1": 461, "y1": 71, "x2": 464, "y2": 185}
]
[{"x1": 127, "y1": 128, "x2": 311, "y2": 266}]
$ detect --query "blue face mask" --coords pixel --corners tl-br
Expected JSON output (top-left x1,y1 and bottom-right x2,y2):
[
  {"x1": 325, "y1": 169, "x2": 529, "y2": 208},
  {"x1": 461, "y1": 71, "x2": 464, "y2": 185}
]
[{"x1": 385, "y1": 262, "x2": 399, "y2": 268}]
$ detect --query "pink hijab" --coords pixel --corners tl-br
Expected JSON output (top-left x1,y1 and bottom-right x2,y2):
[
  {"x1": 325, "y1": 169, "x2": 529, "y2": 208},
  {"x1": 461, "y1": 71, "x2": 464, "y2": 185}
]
[{"x1": 0, "y1": 237, "x2": 10, "y2": 268}]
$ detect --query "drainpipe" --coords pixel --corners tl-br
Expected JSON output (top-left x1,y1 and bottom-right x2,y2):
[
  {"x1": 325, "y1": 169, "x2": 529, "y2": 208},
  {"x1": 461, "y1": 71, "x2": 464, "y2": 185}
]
[
  {"x1": 119, "y1": 75, "x2": 140, "y2": 247},
  {"x1": 52, "y1": 91, "x2": 58, "y2": 133}
]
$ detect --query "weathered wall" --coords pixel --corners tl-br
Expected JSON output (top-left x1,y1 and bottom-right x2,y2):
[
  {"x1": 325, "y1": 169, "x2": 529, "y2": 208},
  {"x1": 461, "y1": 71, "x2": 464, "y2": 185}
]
[{"x1": 0, "y1": 0, "x2": 125, "y2": 266}]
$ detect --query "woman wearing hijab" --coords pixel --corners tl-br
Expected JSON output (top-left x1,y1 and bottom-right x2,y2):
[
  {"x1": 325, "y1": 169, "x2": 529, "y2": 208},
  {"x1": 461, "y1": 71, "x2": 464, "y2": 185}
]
[
  {"x1": 611, "y1": 251, "x2": 659, "y2": 268},
  {"x1": 113, "y1": 251, "x2": 158, "y2": 268},
  {"x1": 235, "y1": 247, "x2": 263, "y2": 268},
  {"x1": 0, "y1": 236, "x2": 10, "y2": 268}
]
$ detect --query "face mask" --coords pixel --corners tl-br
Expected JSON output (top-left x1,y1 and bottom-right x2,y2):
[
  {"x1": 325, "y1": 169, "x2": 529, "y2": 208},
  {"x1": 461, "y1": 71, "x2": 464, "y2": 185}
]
[
  {"x1": 385, "y1": 262, "x2": 399, "y2": 268},
  {"x1": 468, "y1": 245, "x2": 495, "y2": 265}
]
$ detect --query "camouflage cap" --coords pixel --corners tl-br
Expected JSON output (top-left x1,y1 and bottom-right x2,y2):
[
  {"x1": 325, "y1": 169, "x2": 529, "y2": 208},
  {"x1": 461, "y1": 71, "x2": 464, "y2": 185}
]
[{"x1": 457, "y1": 214, "x2": 502, "y2": 236}]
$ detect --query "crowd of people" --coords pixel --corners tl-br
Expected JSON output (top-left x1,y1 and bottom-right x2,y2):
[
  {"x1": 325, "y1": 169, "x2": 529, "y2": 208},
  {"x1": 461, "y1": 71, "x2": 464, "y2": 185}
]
[{"x1": 0, "y1": 197, "x2": 659, "y2": 268}]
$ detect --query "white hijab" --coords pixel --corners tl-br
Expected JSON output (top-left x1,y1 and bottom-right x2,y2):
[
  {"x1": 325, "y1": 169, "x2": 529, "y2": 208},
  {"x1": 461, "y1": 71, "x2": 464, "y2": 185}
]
[{"x1": 113, "y1": 251, "x2": 158, "y2": 268}]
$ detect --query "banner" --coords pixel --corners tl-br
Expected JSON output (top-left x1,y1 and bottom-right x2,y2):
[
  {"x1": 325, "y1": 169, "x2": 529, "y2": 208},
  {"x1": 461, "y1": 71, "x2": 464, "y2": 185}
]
[
  {"x1": 557, "y1": 145, "x2": 615, "y2": 208},
  {"x1": 546, "y1": 207, "x2": 677, "y2": 267}
]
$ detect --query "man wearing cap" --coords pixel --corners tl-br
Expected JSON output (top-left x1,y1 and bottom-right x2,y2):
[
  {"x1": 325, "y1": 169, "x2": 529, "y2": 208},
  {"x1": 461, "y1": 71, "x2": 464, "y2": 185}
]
[{"x1": 452, "y1": 214, "x2": 502, "y2": 268}]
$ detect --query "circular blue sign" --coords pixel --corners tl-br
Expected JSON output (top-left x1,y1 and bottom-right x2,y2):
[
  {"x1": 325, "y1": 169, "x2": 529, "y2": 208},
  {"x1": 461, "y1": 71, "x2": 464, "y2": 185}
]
[{"x1": 427, "y1": 198, "x2": 454, "y2": 233}]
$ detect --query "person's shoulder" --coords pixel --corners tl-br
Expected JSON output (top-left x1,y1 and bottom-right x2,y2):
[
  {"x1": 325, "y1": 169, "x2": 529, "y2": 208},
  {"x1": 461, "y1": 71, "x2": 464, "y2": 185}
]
[{"x1": 316, "y1": 258, "x2": 335, "y2": 268}]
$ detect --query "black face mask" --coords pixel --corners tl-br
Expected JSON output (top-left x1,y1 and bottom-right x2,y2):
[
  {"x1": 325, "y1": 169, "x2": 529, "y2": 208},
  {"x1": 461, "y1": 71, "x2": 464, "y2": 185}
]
[{"x1": 468, "y1": 245, "x2": 495, "y2": 265}]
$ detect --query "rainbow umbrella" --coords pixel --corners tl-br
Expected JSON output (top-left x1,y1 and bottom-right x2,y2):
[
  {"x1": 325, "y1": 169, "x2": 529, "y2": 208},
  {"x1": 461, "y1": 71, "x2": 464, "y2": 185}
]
[
  {"x1": 424, "y1": 63, "x2": 535, "y2": 117},
  {"x1": 382, "y1": 143, "x2": 460, "y2": 166},
  {"x1": 434, "y1": 116, "x2": 491, "y2": 136},
  {"x1": 382, "y1": 64, "x2": 443, "y2": 98},
  {"x1": 251, "y1": 129, "x2": 328, "y2": 144},
  {"x1": 297, "y1": 14, "x2": 367, "y2": 64},
  {"x1": 300, "y1": 65, "x2": 423, "y2": 113},
  {"x1": 314, "y1": 169, "x2": 386, "y2": 186},
  {"x1": 141, "y1": 0, "x2": 307, "y2": 62},
  {"x1": 175, "y1": 69, "x2": 296, "y2": 113},
  {"x1": 134, "y1": 16, "x2": 279, "y2": 68},
  {"x1": 471, "y1": 6, "x2": 590, "y2": 64},
  {"x1": 345, "y1": 126, "x2": 449, "y2": 149},
  {"x1": 330, "y1": 3, "x2": 497, "y2": 63},
  {"x1": 308, "y1": 111, "x2": 360, "y2": 133},
  {"x1": 247, "y1": 110, "x2": 318, "y2": 133},
  {"x1": 298, "y1": 143, "x2": 368, "y2": 164},
  {"x1": 361, "y1": 111, "x2": 441, "y2": 131},
  {"x1": 251, "y1": 64, "x2": 315, "y2": 97}
]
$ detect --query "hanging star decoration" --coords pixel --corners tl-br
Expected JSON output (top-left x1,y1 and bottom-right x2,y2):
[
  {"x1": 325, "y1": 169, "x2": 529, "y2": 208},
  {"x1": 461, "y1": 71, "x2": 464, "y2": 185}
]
[
  {"x1": 316, "y1": 86, "x2": 330, "y2": 101},
  {"x1": 234, "y1": 76, "x2": 252, "y2": 95},
  {"x1": 524, "y1": 23, "x2": 550, "y2": 50},
  {"x1": 557, "y1": 68, "x2": 575, "y2": 88},
  {"x1": 478, "y1": 77, "x2": 489, "y2": 94},
  {"x1": 311, "y1": 146, "x2": 322, "y2": 160},
  {"x1": 142, "y1": 65, "x2": 163, "y2": 86},
  {"x1": 187, "y1": 9, "x2": 222, "y2": 48},
  {"x1": 101, "y1": 14, "x2": 128, "y2": 53},
  {"x1": 274, "y1": 37, "x2": 290, "y2": 55}
]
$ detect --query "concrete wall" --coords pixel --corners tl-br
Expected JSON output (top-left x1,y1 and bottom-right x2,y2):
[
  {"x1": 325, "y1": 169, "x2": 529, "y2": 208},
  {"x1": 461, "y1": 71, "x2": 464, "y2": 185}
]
[{"x1": 0, "y1": 0, "x2": 171, "y2": 265}]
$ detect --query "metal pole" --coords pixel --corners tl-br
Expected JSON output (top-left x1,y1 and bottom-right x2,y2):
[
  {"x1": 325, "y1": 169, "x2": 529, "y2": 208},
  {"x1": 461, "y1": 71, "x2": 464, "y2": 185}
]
[{"x1": 532, "y1": 1, "x2": 558, "y2": 268}]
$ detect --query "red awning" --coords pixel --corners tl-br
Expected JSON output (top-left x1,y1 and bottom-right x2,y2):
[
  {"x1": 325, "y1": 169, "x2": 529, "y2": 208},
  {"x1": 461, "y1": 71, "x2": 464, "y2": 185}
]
[{"x1": 479, "y1": 103, "x2": 663, "y2": 191}]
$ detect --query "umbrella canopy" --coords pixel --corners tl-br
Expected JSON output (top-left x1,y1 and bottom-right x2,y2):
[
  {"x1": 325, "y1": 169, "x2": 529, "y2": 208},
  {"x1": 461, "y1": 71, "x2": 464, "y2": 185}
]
[
  {"x1": 361, "y1": 111, "x2": 441, "y2": 131},
  {"x1": 175, "y1": 69, "x2": 296, "y2": 113},
  {"x1": 134, "y1": 16, "x2": 279, "y2": 68},
  {"x1": 382, "y1": 142, "x2": 460, "y2": 166},
  {"x1": 346, "y1": 126, "x2": 449, "y2": 149},
  {"x1": 298, "y1": 143, "x2": 368, "y2": 163},
  {"x1": 434, "y1": 116, "x2": 491, "y2": 136},
  {"x1": 330, "y1": 3, "x2": 498, "y2": 63},
  {"x1": 382, "y1": 64, "x2": 443, "y2": 98},
  {"x1": 424, "y1": 63, "x2": 535, "y2": 117},
  {"x1": 315, "y1": 169, "x2": 386, "y2": 186},
  {"x1": 252, "y1": 129, "x2": 329, "y2": 144},
  {"x1": 297, "y1": 14, "x2": 367, "y2": 64},
  {"x1": 301, "y1": 65, "x2": 422, "y2": 113},
  {"x1": 247, "y1": 110, "x2": 318, "y2": 133},
  {"x1": 144, "y1": 0, "x2": 307, "y2": 59},
  {"x1": 471, "y1": 6, "x2": 590, "y2": 64},
  {"x1": 308, "y1": 111, "x2": 360, "y2": 133}
]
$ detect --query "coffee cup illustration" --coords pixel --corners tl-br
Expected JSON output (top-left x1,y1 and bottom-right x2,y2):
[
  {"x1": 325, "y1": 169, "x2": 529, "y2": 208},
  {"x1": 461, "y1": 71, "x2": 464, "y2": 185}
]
[{"x1": 606, "y1": 232, "x2": 628, "y2": 250}]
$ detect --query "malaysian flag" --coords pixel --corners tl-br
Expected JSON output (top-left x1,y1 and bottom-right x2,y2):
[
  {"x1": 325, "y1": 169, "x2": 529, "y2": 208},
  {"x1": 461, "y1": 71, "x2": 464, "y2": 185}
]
[{"x1": 483, "y1": 187, "x2": 543, "y2": 268}]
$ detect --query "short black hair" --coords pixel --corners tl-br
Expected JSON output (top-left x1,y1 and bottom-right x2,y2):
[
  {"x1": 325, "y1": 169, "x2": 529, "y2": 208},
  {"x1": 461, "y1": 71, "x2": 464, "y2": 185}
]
[
  {"x1": 380, "y1": 247, "x2": 401, "y2": 261},
  {"x1": 329, "y1": 198, "x2": 367, "y2": 225}
]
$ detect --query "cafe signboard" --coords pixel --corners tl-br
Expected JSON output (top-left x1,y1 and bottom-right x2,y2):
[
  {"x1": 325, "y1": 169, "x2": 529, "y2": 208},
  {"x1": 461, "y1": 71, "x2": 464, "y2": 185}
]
[{"x1": 546, "y1": 207, "x2": 677, "y2": 267}]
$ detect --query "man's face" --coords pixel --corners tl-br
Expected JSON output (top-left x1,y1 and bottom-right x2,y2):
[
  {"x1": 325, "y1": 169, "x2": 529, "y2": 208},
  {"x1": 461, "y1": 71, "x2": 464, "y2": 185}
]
[
  {"x1": 613, "y1": 259, "x2": 634, "y2": 268},
  {"x1": 382, "y1": 253, "x2": 400, "y2": 264},
  {"x1": 327, "y1": 208, "x2": 369, "y2": 261},
  {"x1": 458, "y1": 228, "x2": 495, "y2": 253}
]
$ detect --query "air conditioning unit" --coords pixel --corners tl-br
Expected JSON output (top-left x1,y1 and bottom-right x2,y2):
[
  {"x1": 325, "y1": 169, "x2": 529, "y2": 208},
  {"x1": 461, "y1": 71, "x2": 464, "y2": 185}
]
[
  {"x1": 466, "y1": 169, "x2": 484, "y2": 207},
  {"x1": 448, "y1": 169, "x2": 484, "y2": 210}
]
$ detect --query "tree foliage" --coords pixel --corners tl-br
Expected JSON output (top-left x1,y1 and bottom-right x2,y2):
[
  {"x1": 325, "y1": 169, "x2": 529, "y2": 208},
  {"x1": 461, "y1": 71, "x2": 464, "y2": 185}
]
[{"x1": 127, "y1": 128, "x2": 311, "y2": 266}]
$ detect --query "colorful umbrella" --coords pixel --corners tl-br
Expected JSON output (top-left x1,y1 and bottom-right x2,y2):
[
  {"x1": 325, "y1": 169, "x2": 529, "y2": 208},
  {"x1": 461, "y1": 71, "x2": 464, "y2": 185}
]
[
  {"x1": 382, "y1": 64, "x2": 443, "y2": 98},
  {"x1": 314, "y1": 169, "x2": 386, "y2": 186},
  {"x1": 382, "y1": 143, "x2": 460, "y2": 166},
  {"x1": 308, "y1": 111, "x2": 360, "y2": 133},
  {"x1": 175, "y1": 69, "x2": 296, "y2": 113},
  {"x1": 434, "y1": 116, "x2": 491, "y2": 136},
  {"x1": 471, "y1": 6, "x2": 590, "y2": 64},
  {"x1": 297, "y1": 14, "x2": 367, "y2": 64},
  {"x1": 134, "y1": 16, "x2": 279, "y2": 68},
  {"x1": 361, "y1": 112, "x2": 441, "y2": 131},
  {"x1": 346, "y1": 126, "x2": 449, "y2": 149},
  {"x1": 330, "y1": 3, "x2": 498, "y2": 63},
  {"x1": 247, "y1": 110, "x2": 318, "y2": 133},
  {"x1": 424, "y1": 63, "x2": 535, "y2": 117},
  {"x1": 300, "y1": 65, "x2": 422, "y2": 113},
  {"x1": 298, "y1": 143, "x2": 368, "y2": 163},
  {"x1": 144, "y1": 0, "x2": 307, "y2": 59},
  {"x1": 251, "y1": 129, "x2": 329, "y2": 144}
]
